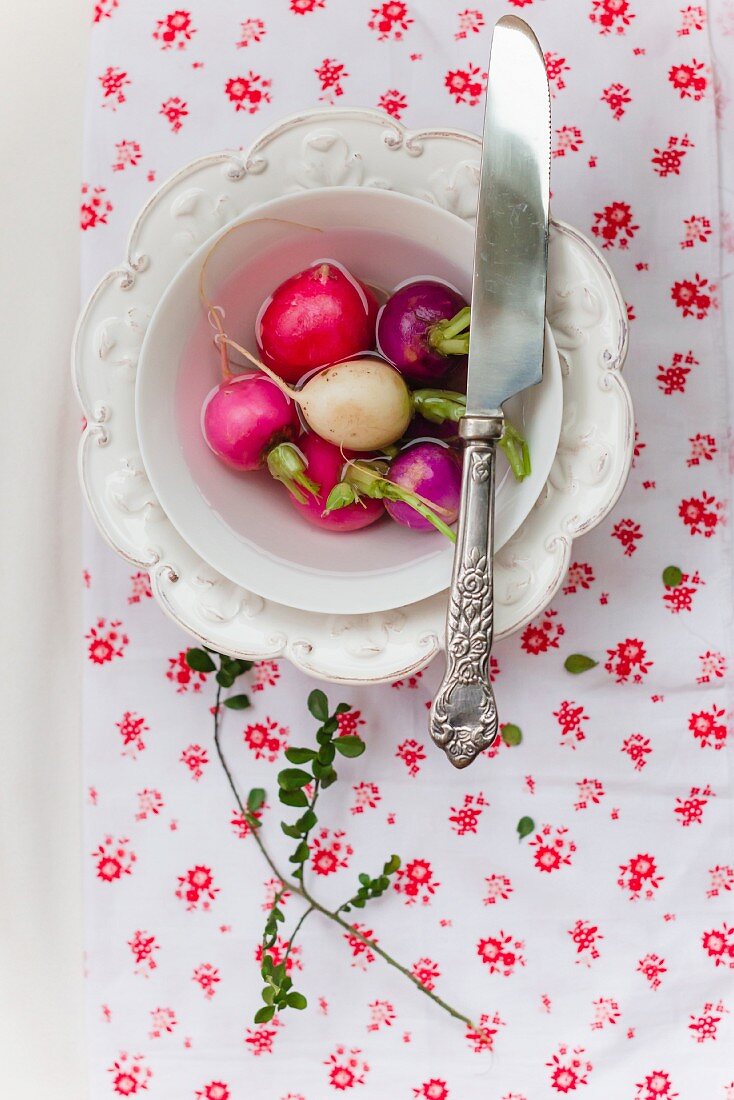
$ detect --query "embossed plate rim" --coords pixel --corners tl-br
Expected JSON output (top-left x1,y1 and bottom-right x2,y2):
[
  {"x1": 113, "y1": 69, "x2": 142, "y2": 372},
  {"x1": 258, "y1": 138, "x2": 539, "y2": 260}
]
[{"x1": 73, "y1": 106, "x2": 633, "y2": 684}]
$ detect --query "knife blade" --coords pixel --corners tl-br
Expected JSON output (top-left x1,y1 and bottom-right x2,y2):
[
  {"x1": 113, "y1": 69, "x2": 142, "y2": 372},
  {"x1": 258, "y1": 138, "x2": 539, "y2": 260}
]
[
  {"x1": 466, "y1": 14, "x2": 551, "y2": 416},
  {"x1": 429, "y1": 16, "x2": 551, "y2": 769}
]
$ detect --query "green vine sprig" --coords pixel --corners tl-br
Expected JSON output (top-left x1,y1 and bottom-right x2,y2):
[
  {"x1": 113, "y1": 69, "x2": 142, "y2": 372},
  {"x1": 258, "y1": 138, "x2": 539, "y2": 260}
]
[{"x1": 186, "y1": 647, "x2": 493, "y2": 1043}]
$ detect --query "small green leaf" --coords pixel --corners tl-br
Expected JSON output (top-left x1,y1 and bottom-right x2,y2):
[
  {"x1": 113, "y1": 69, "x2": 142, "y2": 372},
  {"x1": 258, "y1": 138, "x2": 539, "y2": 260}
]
[
  {"x1": 262, "y1": 986, "x2": 275, "y2": 1005},
  {"x1": 321, "y1": 717, "x2": 339, "y2": 735},
  {"x1": 279, "y1": 789, "x2": 308, "y2": 808},
  {"x1": 352, "y1": 896, "x2": 366, "y2": 908},
  {"x1": 320, "y1": 768, "x2": 338, "y2": 789},
  {"x1": 224, "y1": 694, "x2": 251, "y2": 710},
  {"x1": 216, "y1": 668, "x2": 236, "y2": 688},
  {"x1": 312, "y1": 759, "x2": 332, "y2": 780},
  {"x1": 278, "y1": 768, "x2": 312, "y2": 791},
  {"x1": 517, "y1": 815, "x2": 535, "y2": 841},
  {"x1": 335, "y1": 703, "x2": 352, "y2": 714},
  {"x1": 261, "y1": 954, "x2": 273, "y2": 978},
  {"x1": 663, "y1": 565, "x2": 683, "y2": 588},
  {"x1": 284, "y1": 747, "x2": 317, "y2": 764},
  {"x1": 295, "y1": 809, "x2": 317, "y2": 833},
  {"x1": 247, "y1": 788, "x2": 266, "y2": 812},
  {"x1": 272, "y1": 963, "x2": 286, "y2": 984},
  {"x1": 564, "y1": 654, "x2": 598, "y2": 675},
  {"x1": 226, "y1": 658, "x2": 253, "y2": 676},
  {"x1": 317, "y1": 743, "x2": 336, "y2": 765},
  {"x1": 281, "y1": 822, "x2": 301, "y2": 839},
  {"x1": 286, "y1": 991, "x2": 307, "y2": 1010},
  {"x1": 358, "y1": 872, "x2": 371, "y2": 886},
  {"x1": 308, "y1": 689, "x2": 329, "y2": 721},
  {"x1": 289, "y1": 841, "x2": 309, "y2": 864},
  {"x1": 185, "y1": 648, "x2": 216, "y2": 673},
  {"x1": 335, "y1": 736, "x2": 366, "y2": 759},
  {"x1": 272, "y1": 908, "x2": 285, "y2": 923},
  {"x1": 501, "y1": 723, "x2": 523, "y2": 747},
  {"x1": 383, "y1": 854, "x2": 401, "y2": 875},
  {"x1": 254, "y1": 1006, "x2": 275, "y2": 1025}
]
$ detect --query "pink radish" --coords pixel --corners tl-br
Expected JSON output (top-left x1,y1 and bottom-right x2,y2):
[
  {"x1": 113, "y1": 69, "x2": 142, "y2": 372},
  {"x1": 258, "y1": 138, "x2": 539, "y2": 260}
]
[
  {"x1": 201, "y1": 372, "x2": 318, "y2": 502},
  {"x1": 288, "y1": 433, "x2": 384, "y2": 532},
  {"x1": 256, "y1": 261, "x2": 378, "y2": 384}
]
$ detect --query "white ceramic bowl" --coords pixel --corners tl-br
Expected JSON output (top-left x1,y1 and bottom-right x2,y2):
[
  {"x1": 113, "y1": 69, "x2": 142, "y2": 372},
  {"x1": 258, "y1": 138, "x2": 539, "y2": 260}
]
[{"x1": 136, "y1": 186, "x2": 562, "y2": 616}]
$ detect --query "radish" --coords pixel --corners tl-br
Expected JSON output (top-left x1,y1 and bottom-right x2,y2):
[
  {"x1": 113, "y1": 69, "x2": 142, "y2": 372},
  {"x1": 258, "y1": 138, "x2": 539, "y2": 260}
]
[
  {"x1": 222, "y1": 340, "x2": 413, "y2": 452},
  {"x1": 377, "y1": 279, "x2": 470, "y2": 385},
  {"x1": 411, "y1": 389, "x2": 531, "y2": 481},
  {"x1": 324, "y1": 445, "x2": 459, "y2": 542},
  {"x1": 288, "y1": 433, "x2": 384, "y2": 532},
  {"x1": 256, "y1": 261, "x2": 378, "y2": 384},
  {"x1": 201, "y1": 372, "x2": 318, "y2": 503},
  {"x1": 384, "y1": 442, "x2": 462, "y2": 532}
]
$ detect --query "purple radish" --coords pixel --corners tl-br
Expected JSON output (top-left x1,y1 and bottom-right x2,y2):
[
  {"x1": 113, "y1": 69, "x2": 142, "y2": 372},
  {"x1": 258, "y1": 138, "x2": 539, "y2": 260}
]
[
  {"x1": 385, "y1": 442, "x2": 462, "y2": 531},
  {"x1": 288, "y1": 433, "x2": 384, "y2": 532},
  {"x1": 404, "y1": 414, "x2": 461, "y2": 445},
  {"x1": 377, "y1": 279, "x2": 470, "y2": 385},
  {"x1": 201, "y1": 372, "x2": 318, "y2": 502},
  {"x1": 324, "y1": 441, "x2": 460, "y2": 541}
]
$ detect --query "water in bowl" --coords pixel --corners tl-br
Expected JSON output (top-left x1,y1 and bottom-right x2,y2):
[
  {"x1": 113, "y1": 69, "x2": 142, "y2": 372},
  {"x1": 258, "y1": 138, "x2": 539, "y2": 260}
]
[{"x1": 177, "y1": 225, "x2": 473, "y2": 579}]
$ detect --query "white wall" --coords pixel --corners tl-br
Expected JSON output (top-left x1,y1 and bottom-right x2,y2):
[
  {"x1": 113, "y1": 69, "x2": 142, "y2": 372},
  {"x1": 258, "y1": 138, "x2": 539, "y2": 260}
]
[{"x1": 0, "y1": 1, "x2": 88, "y2": 1095}]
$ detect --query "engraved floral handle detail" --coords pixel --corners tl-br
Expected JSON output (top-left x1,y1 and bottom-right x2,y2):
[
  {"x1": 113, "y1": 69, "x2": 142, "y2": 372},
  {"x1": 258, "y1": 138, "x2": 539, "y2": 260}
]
[{"x1": 429, "y1": 417, "x2": 503, "y2": 768}]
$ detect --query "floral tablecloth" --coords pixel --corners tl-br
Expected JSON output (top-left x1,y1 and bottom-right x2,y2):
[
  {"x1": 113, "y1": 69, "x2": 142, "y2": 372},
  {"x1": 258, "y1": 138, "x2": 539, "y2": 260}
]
[{"x1": 82, "y1": 2, "x2": 733, "y2": 1097}]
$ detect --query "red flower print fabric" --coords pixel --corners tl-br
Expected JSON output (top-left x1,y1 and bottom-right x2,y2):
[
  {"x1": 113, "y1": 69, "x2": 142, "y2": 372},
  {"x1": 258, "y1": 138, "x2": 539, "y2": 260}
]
[{"x1": 81, "y1": 1, "x2": 732, "y2": 1096}]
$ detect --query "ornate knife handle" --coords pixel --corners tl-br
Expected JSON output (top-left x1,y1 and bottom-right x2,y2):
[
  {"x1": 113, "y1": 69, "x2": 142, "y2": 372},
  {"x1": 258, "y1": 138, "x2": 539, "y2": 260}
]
[{"x1": 429, "y1": 415, "x2": 503, "y2": 769}]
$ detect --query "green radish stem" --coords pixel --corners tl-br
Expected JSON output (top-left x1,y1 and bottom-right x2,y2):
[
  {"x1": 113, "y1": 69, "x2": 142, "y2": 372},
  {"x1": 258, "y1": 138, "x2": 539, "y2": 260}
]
[
  {"x1": 411, "y1": 389, "x2": 531, "y2": 482},
  {"x1": 325, "y1": 460, "x2": 458, "y2": 543},
  {"x1": 411, "y1": 389, "x2": 466, "y2": 424},
  {"x1": 427, "y1": 305, "x2": 471, "y2": 357},
  {"x1": 266, "y1": 443, "x2": 320, "y2": 504}
]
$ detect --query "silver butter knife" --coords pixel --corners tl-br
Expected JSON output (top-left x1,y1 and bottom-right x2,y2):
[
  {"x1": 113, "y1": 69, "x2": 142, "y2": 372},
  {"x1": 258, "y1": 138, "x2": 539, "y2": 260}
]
[{"x1": 429, "y1": 15, "x2": 551, "y2": 769}]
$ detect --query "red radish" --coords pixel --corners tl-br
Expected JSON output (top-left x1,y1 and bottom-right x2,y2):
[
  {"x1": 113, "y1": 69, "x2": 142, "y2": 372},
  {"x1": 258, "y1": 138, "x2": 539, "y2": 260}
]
[
  {"x1": 377, "y1": 279, "x2": 470, "y2": 385},
  {"x1": 223, "y1": 340, "x2": 413, "y2": 452},
  {"x1": 384, "y1": 442, "x2": 462, "y2": 531},
  {"x1": 288, "y1": 433, "x2": 384, "y2": 532},
  {"x1": 256, "y1": 261, "x2": 378, "y2": 383},
  {"x1": 201, "y1": 372, "x2": 319, "y2": 502}
]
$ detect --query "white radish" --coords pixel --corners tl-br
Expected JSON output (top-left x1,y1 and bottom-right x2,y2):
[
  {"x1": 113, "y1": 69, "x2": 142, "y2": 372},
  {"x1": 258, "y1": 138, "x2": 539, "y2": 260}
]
[{"x1": 222, "y1": 338, "x2": 412, "y2": 452}]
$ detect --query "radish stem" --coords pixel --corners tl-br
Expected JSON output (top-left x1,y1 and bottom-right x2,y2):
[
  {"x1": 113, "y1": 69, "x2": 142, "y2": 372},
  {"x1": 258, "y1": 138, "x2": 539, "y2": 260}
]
[
  {"x1": 266, "y1": 443, "x2": 320, "y2": 504},
  {"x1": 412, "y1": 390, "x2": 531, "y2": 482},
  {"x1": 427, "y1": 305, "x2": 471, "y2": 356}
]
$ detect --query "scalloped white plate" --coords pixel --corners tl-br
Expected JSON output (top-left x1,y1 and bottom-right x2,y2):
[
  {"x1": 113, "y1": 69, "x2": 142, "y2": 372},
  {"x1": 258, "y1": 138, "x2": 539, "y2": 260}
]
[{"x1": 73, "y1": 107, "x2": 632, "y2": 684}]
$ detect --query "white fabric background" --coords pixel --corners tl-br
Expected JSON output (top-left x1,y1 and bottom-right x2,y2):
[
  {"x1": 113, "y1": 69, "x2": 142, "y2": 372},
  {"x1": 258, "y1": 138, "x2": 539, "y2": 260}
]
[
  {"x1": 0, "y1": 1, "x2": 88, "y2": 1097},
  {"x1": 80, "y1": 4, "x2": 732, "y2": 1099},
  {"x1": 3, "y1": 2, "x2": 734, "y2": 1098}
]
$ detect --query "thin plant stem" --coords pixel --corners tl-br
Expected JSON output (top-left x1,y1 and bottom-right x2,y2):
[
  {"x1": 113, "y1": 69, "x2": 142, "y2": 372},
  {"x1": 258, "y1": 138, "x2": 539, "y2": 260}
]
[
  {"x1": 281, "y1": 903, "x2": 315, "y2": 973},
  {"x1": 211, "y1": 695, "x2": 492, "y2": 1045}
]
